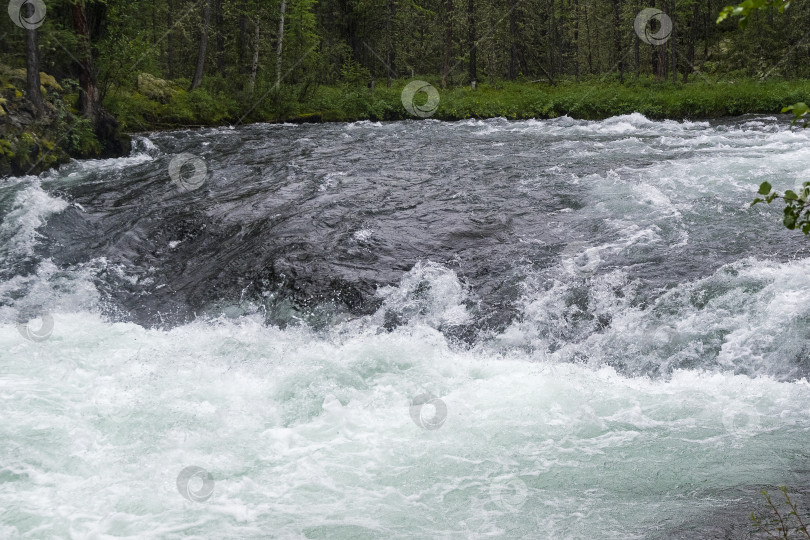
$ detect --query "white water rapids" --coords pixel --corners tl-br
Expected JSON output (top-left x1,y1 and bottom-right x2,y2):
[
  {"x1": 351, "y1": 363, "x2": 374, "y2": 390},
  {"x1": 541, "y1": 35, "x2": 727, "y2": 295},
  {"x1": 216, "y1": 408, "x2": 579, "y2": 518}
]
[{"x1": 2, "y1": 114, "x2": 810, "y2": 538}]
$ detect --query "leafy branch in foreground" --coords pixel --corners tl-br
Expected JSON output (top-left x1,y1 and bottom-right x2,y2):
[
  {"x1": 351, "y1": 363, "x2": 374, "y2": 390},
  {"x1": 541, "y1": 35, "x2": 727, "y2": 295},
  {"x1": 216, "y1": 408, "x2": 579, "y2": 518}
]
[
  {"x1": 782, "y1": 103, "x2": 810, "y2": 127},
  {"x1": 717, "y1": 0, "x2": 792, "y2": 27},
  {"x1": 718, "y1": 0, "x2": 810, "y2": 230},
  {"x1": 751, "y1": 486, "x2": 810, "y2": 539},
  {"x1": 753, "y1": 182, "x2": 810, "y2": 234},
  {"x1": 717, "y1": 0, "x2": 807, "y2": 126}
]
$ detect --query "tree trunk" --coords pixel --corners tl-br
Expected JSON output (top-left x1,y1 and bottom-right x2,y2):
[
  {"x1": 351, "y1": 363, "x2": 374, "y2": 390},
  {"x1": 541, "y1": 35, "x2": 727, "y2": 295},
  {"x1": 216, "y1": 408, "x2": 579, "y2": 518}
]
[
  {"x1": 151, "y1": 0, "x2": 157, "y2": 50},
  {"x1": 548, "y1": 0, "x2": 556, "y2": 79},
  {"x1": 508, "y1": 0, "x2": 518, "y2": 79},
  {"x1": 25, "y1": 26, "x2": 44, "y2": 117},
  {"x1": 669, "y1": 0, "x2": 676, "y2": 83},
  {"x1": 650, "y1": 0, "x2": 657, "y2": 77},
  {"x1": 275, "y1": 0, "x2": 287, "y2": 88},
  {"x1": 634, "y1": 0, "x2": 640, "y2": 78},
  {"x1": 468, "y1": 0, "x2": 477, "y2": 85},
  {"x1": 654, "y1": 0, "x2": 665, "y2": 79},
  {"x1": 612, "y1": 0, "x2": 623, "y2": 83},
  {"x1": 190, "y1": 0, "x2": 213, "y2": 91},
  {"x1": 70, "y1": 1, "x2": 129, "y2": 159},
  {"x1": 386, "y1": 0, "x2": 397, "y2": 87},
  {"x1": 684, "y1": 0, "x2": 698, "y2": 83},
  {"x1": 72, "y1": 2, "x2": 100, "y2": 125},
  {"x1": 238, "y1": 0, "x2": 249, "y2": 72},
  {"x1": 249, "y1": 18, "x2": 260, "y2": 93},
  {"x1": 442, "y1": 0, "x2": 453, "y2": 87},
  {"x1": 703, "y1": 0, "x2": 711, "y2": 62},
  {"x1": 167, "y1": 0, "x2": 175, "y2": 78},
  {"x1": 573, "y1": 0, "x2": 580, "y2": 80},
  {"x1": 216, "y1": 0, "x2": 225, "y2": 77},
  {"x1": 489, "y1": 17, "x2": 495, "y2": 84},
  {"x1": 584, "y1": 2, "x2": 593, "y2": 74}
]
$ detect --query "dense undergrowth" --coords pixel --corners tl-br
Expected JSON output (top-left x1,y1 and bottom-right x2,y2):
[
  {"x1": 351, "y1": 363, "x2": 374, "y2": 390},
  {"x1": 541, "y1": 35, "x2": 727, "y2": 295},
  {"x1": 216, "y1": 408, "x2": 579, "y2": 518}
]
[
  {"x1": 0, "y1": 65, "x2": 117, "y2": 176},
  {"x1": 105, "y1": 75, "x2": 810, "y2": 130}
]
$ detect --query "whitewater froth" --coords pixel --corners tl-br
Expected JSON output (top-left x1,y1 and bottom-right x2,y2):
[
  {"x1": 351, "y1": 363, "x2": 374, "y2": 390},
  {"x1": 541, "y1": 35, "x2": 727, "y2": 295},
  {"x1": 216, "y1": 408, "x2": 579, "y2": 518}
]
[{"x1": 2, "y1": 114, "x2": 810, "y2": 538}]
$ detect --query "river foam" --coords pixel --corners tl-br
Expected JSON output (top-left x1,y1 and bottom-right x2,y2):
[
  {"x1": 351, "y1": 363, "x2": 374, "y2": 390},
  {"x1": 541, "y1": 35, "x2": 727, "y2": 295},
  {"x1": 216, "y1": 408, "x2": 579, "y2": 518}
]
[
  {"x1": 2, "y1": 292, "x2": 809, "y2": 538},
  {"x1": 2, "y1": 114, "x2": 810, "y2": 538}
]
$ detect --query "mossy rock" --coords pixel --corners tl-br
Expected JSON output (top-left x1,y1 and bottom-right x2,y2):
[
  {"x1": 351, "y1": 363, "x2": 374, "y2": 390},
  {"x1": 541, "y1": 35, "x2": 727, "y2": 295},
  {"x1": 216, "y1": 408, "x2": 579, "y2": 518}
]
[
  {"x1": 6, "y1": 68, "x2": 26, "y2": 83},
  {"x1": 137, "y1": 73, "x2": 181, "y2": 103},
  {"x1": 1, "y1": 67, "x2": 62, "y2": 93},
  {"x1": 39, "y1": 72, "x2": 62, "y2": 91},
  {"x1": 0, "y1": 130, "x2": 69, "y2": 177}
]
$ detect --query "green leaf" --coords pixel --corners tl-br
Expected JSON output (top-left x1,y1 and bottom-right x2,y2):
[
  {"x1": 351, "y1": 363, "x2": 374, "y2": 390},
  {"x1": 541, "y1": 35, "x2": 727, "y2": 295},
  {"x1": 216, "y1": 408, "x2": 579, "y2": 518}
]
[
  {"x1": 751, "y1": 198, "x2": 764, "y2": 206},
  {"x1": 783, "y1": 102, "x2": 809, "y2": 126},
  {"x1": 758, "y1": 181, "x2": 772, "y2": 195},
  {"x1": 784, "y1": 190, "x2": 798, "y2": 200},
  {"x1": 784, "y1": 207, "x2": 797, "y2": 229},
  {"x1": 716, "y1": 6, "x2": 734, "y2": 23},
  {"x1": 717, "y1": 0, "x2": 791, "y2": 26}
]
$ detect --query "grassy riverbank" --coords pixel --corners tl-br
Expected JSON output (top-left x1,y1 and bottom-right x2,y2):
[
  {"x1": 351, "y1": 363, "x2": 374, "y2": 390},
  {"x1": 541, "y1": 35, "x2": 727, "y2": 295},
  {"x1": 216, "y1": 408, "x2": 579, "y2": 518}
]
[
  {"x1": 106, "y1": 76, "x2": 810, "y2": 131},
  {"x1": 2, "y1": 71, "x2": 809, "y2": 175}
]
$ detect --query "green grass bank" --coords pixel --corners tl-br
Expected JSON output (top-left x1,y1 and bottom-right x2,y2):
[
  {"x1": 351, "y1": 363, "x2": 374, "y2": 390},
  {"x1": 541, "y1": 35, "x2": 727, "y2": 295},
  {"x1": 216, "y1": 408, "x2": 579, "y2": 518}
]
[
  {"x1": 106, "y1": 76, "x2": 810, "y2": 131},
  {"x1": 3, "y1": 72, "x2": 809, "y2": 176}
]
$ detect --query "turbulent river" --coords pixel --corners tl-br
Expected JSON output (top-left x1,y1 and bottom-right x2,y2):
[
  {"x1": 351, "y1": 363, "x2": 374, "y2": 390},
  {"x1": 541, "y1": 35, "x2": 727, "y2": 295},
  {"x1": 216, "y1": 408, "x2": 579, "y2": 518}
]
[{"x1": 2, "y1": 114, "x2": 810, "y2": 538}]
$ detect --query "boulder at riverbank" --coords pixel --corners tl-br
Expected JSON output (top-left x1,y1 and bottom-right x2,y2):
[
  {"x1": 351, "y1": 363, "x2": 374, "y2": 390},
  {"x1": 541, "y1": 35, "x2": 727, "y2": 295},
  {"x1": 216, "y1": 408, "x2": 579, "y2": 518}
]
[{"x1": 0, "y1": 65, "x2": 130, "y2": 177}]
